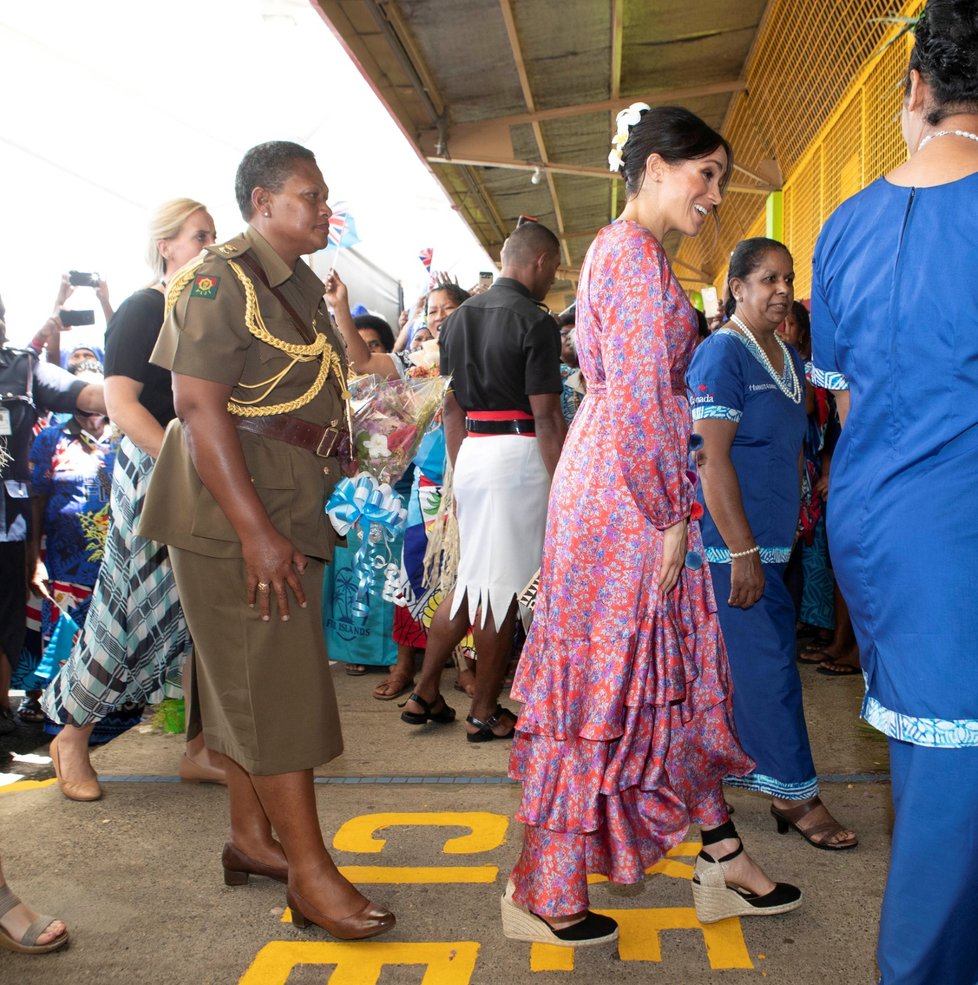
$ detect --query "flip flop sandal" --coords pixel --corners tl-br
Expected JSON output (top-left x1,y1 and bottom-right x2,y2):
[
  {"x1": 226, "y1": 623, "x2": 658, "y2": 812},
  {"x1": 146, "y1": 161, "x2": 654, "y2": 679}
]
[
  {"x1": 797, "y1": 648, "x2": 832, "y2": 664},
  {"x1": 344, "y1": 664, "x2": 369, "y2": 676},
  {"x1": 817, "y1": 661, "x2": 861, "y2": 676},
  {"x1": 372, "y1": 673, "x2": 414, "y2": 701}
]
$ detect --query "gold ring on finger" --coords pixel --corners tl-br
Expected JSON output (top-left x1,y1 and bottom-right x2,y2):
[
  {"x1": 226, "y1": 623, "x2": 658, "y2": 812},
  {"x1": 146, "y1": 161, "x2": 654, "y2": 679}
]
[{"x1": 257, "y1": 582, "x2": 270, "y2": 592}]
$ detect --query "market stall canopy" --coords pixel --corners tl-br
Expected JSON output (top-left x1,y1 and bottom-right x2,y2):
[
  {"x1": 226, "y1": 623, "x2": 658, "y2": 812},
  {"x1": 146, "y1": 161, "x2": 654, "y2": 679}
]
[{"x1": 311, "y1": 0, "x2": 900, "y2": 297}]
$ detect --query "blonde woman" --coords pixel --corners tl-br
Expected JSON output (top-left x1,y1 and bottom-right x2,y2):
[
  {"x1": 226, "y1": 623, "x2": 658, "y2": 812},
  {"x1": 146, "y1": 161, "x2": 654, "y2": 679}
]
[{"x1": 42, "y1": 199, "x2": 219, "y2": 800}]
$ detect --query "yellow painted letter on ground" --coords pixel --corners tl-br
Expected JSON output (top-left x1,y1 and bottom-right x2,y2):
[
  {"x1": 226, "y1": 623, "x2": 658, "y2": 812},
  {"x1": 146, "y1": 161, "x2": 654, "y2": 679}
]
[
  {"x1": 239, "y1": 940, "x2": 479, "y2": 985},
  {"x1": 605, "y1": 907, "x2": 753, "y2": 969},
  {"x1": 333, "y1": 811, "x2": 508, "y2": 855}
]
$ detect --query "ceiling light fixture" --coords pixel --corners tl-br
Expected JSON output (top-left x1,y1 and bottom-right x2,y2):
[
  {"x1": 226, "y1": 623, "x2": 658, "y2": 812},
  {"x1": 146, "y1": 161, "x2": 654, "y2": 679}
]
[{"x1": 530, "y1": 167, "x2": 543, "y2": 185}]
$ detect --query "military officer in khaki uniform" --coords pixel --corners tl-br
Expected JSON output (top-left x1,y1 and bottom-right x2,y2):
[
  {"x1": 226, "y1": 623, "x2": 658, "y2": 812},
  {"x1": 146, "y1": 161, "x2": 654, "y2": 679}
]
[{"x1": 139, "y1": 141, "x2": 394, "y2": 940}]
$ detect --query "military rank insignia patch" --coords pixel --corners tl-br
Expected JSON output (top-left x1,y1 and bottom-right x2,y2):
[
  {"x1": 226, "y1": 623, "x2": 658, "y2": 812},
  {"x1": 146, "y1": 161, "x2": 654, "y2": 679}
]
[{"x1": 190, "y1": 274, "x2": 220, "y2": 299}]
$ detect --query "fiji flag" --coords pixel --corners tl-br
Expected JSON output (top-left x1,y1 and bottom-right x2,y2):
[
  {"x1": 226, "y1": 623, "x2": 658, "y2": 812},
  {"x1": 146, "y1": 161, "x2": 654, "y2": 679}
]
[
  {"x1": 326, "y1": 201, "x2": 361, "y2": 251},
  {"x1": 418, "y1": 247, "x2": 433, "y2": 271}
]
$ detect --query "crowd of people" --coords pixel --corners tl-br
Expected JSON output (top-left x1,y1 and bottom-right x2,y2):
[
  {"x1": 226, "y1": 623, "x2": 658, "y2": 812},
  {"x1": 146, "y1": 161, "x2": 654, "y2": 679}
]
[{"x1": 0, "y1": 2, "x2": 976, "y2": 981}]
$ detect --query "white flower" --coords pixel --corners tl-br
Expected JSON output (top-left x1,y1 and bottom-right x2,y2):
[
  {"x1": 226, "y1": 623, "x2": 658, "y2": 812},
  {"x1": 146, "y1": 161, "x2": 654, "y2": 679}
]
[
  {"x1": 608, "y1": 101, "x2": 650, "y2": 173},
  {"x1": 408, "y1": 338, "x2": 440, "y2": 370},
  {"x1": 364, "y1": 433, "x2": 392, "y2": 458}
]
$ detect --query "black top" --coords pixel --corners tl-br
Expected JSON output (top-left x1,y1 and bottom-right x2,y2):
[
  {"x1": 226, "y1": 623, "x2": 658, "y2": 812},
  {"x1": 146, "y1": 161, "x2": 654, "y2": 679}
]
[
  {"x1": 439, "y1": 277, "x2": 562, "y2": 415},
  {"x1": 0, "y1": 347, "x2": 85, "y2": 484},
  {"x1": 103, "y1": 288, "x2": 174, "y2": 427}
]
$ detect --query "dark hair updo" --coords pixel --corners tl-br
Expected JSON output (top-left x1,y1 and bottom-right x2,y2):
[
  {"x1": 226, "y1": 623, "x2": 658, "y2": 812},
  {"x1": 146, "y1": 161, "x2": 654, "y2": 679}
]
[
  {"x1": 235, "y1": 141, "x2": 317, "y2": 220},
  {"x1": 618, "y1": 106, "x2": 733, "y2": 198},
  {"x1": 908, "y1": 0, "x2": 978, "y2": 124},
  {"x1": 724, "y1": 237, "x2": 793, "y2": 317},
  {"x1": 427, "y1": 283, "x2": 470, "y2": 309}
]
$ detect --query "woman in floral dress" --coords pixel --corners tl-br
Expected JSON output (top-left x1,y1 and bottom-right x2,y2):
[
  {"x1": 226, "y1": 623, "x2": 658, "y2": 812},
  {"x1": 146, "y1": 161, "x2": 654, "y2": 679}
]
[{"x1": 503, "y1": 105, "x2": 802, "y2": 947}]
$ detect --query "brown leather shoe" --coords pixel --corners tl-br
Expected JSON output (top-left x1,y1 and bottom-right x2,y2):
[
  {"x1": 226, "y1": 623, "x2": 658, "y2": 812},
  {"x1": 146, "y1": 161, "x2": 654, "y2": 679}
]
[
  {"x1": 49, "y1": 733, "x2": 102, "y2": 802},
  {"x1": 179, "y1": 752, "x2": 227, "y2": 785},
  {"x1": 221, "y1": 843, "x2": 288, "y2": 886},
  {"x1": 286, "y1": 887, "x2": 395, "y2": 940}
]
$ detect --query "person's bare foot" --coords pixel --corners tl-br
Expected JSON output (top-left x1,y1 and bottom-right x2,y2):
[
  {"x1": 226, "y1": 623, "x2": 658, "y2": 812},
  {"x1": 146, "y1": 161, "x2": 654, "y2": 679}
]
[{"x1": 455, "y1": 666, "x2": 476, "y2": 697}]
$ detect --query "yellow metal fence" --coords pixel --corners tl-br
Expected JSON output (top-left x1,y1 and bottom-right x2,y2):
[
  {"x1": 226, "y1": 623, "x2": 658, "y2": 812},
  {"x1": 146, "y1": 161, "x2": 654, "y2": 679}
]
[{"x1": 677, "y1": 0, "x2": 924, "y2": 300}]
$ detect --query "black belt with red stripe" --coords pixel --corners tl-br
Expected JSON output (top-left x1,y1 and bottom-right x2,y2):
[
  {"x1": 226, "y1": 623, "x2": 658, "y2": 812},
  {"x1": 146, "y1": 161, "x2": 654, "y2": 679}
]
[{"x1": 465, "y1": 410, "x2": 535, "y2": 436}]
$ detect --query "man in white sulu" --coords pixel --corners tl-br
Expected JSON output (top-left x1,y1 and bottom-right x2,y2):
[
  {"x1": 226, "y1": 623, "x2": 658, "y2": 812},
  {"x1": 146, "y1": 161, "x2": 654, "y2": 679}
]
[{"x1": 399, "y1": 222, "x2": 567, "y2": 742}]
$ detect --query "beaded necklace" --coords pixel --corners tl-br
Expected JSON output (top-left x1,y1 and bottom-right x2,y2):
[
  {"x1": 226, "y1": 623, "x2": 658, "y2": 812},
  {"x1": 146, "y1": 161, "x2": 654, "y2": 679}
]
[
  {"x1": 917, "y1": 129, "x2": 978, "y2": 152},
  {"x1": 728, "y1": 314, "x2": 802, "y2": 404}
]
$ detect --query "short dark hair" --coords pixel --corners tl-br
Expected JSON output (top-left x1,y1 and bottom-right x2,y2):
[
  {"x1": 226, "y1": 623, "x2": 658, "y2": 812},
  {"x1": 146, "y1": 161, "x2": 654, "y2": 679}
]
[
  {"x1": 907, "y1": 0, "x2": 978, "y2": 124},
  {"x1": 789, "y1": 300, "x2": 811, "y2": 350},
  {"x1": 618, "y1": 106, "x2": 733, "y2": 199},
  {"x1": 353, "y1": 314, "x2": 395, "y2": 353},
  {"x1": 235, "y1": 141, "x2": 317, "y2": 220},
  {"x1": 725, "y1": 237, "x2": 793, "y2": 317},
  {"x1": 427, "y1": 283, "x2": 470, "y2": 309},
  {"x1": 501, "y1": 222, "x2": 561, "y2": 267}
]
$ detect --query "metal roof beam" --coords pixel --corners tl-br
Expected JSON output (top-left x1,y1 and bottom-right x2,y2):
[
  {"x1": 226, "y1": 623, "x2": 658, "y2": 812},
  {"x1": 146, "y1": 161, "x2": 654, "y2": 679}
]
[
  {"x1": 497, "y1": 0, "x2": 572, "y2": 267},
  {"x1": 428, "y1": 154, "x2": 772, "y2": 195}
]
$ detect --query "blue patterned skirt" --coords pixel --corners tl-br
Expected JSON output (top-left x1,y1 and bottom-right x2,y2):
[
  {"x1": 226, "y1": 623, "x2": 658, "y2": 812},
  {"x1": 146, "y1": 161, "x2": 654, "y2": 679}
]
[
  {"x1": 41, "y1": 437, "x2": 190, "y2": 727},
  {"x1": 710, "y1": 561, "x2": 818, "y2": 799}
]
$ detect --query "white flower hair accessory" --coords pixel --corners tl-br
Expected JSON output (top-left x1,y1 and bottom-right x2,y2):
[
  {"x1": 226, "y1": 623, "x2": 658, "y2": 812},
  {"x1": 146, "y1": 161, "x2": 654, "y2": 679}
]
[{"x1": 608, "y1": 101, "x2": 651, "y2": 173}]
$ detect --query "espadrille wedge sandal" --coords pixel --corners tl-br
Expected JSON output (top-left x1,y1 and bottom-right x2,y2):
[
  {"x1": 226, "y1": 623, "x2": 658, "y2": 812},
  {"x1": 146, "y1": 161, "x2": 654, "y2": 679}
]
[
  {"x1": 500, "y1": 881, "x2": 618, "y2": 947},
  {"x1": 691, "y1": 821, "x2": 802, "y2": 924}
]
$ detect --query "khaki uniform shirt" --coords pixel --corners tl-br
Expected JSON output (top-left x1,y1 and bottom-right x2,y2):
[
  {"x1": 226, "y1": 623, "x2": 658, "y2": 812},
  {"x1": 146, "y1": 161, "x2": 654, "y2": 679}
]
[{"x1": 138, "y1": 226, "x2": 347, "y2": 561}]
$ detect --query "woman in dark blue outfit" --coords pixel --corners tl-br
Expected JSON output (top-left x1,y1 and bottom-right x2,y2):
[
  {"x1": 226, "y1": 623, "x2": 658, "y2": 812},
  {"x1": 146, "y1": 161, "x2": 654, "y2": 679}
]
[
  {"x1": 688, "y1": 238, "x2": 857, "y2": 850},
  {"x1": 811, "y1": 3, "x2": 978, "y2": 980}
]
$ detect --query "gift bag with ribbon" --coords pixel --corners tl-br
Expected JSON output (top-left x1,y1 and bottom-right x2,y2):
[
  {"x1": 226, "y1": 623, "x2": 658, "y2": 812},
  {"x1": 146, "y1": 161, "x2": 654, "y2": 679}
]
[
  {"x1": 35, "y1": 608, "x2": 82, "y2": 684},
  {"x1": 322, "y1": 521, "x2": 402, "y2": 667}
]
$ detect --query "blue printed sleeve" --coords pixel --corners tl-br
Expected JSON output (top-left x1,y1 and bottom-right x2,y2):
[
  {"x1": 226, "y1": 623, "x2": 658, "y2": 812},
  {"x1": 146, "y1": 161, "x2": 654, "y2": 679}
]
[
  {"x1": 811, "y1": 230, "x2": 849, "y2": 391},
  {"x1": 29, "y1": 426, "x2": 60, "y2": 496},
  {"x1": 686, "y1": 332, "x2": 747, "y2": 423}
]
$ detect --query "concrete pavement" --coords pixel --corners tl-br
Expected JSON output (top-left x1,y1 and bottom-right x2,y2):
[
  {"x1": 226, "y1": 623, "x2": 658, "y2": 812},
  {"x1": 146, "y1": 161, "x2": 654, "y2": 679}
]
[{"x1": 0, "y1": 662, "x2": 889, "y2": 984}]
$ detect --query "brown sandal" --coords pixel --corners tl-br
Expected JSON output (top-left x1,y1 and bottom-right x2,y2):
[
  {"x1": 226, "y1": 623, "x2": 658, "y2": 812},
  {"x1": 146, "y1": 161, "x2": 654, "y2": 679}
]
[
  {"x1": 770, "y1": 797, "x2": 858, "y2": 850},
  {"x1": 372, "y1": 671, "x2": 414, "y2": 701}
]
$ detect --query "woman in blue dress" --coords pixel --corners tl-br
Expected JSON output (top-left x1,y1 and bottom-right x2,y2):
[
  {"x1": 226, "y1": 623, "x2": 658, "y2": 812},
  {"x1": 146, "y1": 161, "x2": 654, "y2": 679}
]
[
  {"x1": 811, "y1": 3, "x2": 978, "y2": 980},
  {"x1": 688, "y1": 237, "x2": 857, "y2": 850}
]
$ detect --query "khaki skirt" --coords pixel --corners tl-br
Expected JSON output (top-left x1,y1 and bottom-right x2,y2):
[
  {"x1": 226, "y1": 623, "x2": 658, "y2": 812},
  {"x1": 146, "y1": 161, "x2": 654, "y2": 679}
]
[{"x1": 169, "y1": 549, "x2": 342, "y2": 775}]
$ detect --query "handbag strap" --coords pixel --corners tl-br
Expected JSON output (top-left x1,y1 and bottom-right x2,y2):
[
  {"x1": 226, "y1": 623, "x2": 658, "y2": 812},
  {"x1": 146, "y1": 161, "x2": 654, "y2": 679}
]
[{"x1": 236, "y1": 250, "x2": 316, "y2": 344}]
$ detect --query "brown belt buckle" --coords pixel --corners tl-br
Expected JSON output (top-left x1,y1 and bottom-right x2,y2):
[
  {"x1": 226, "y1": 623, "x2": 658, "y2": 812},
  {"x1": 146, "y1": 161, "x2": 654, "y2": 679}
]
[{"x1": 316, "y1": 426, "x2": 342, "y2": 458}]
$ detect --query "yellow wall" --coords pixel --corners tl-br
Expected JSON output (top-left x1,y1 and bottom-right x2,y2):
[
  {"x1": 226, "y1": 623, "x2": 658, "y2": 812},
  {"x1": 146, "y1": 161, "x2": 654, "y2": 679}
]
[{"x1": 678, "y1": 0, "x2": 924, "y2": 300}]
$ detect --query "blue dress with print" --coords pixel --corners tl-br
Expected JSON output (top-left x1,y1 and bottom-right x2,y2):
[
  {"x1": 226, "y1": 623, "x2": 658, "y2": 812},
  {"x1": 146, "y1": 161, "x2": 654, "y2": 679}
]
[{"x1": 688, "y1": 329, "x2": 812, "y2": 797}]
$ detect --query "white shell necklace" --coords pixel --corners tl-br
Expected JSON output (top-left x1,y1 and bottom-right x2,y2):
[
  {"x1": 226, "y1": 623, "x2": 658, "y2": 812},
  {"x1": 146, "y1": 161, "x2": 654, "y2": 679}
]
[
  {"x1": 729, "y1": 313, "x2": 802, "y2": 404},
  {"x1": 917, "y1": 129, "x2": 978, "y2": 152}
]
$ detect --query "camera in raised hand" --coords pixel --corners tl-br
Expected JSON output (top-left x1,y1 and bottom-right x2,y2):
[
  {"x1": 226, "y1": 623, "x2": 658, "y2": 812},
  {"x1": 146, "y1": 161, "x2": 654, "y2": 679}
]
[
  {"x1": 59, "y1": 309, "x2": 96, "y2": 328},
  {"x1": 68, "y1": 270, "x2": 100, "y2": 288}
]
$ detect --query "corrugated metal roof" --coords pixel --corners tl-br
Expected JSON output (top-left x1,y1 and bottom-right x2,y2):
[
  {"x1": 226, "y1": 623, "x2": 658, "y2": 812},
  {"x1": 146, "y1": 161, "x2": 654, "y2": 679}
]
[{"x1": 312, "y1": 0, "x2": 896, "y2": 296}]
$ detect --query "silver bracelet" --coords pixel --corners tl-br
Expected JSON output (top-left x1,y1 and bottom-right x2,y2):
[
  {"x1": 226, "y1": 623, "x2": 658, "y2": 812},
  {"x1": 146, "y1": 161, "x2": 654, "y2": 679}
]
[{"x1": 729, "y1": 545, "x2": 760, "y2": 558}]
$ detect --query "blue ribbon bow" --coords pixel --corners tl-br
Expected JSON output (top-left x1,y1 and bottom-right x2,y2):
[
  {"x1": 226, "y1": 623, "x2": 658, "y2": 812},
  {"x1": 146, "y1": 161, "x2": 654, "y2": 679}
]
[{"x1": 326, "y1": 474, "x2": 407, "y2": 618}]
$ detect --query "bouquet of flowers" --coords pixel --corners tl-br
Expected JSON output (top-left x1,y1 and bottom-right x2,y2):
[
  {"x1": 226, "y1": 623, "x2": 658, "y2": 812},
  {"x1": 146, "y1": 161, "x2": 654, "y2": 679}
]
[
  {"x1": 326, "y1": 371, "x2": 450, "y2": 617},
  {"x1": 405, "y1": 338, "x2": 441, "y2": 380},
  {"x1": 345, "y1": 372, "x2": 450, "y2": 487}
]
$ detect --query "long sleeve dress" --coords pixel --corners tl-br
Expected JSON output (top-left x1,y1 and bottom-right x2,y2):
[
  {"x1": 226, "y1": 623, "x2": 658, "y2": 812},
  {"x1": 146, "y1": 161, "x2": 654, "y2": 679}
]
[{"x1": 509, "y1": 220, "x2": 751, "y2": 909}]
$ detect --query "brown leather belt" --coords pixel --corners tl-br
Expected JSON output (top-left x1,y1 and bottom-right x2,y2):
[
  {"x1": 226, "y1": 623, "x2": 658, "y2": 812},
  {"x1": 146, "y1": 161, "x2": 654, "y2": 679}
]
[{"x1": 235, "y1": 415, "x2": 344, "y2": 458}]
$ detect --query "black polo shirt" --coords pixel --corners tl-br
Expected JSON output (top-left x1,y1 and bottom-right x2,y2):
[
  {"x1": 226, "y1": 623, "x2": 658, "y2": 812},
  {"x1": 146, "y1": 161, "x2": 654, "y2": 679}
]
[{"x1": 438, "y1": 277, "x2": 562, "y2": 415}]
